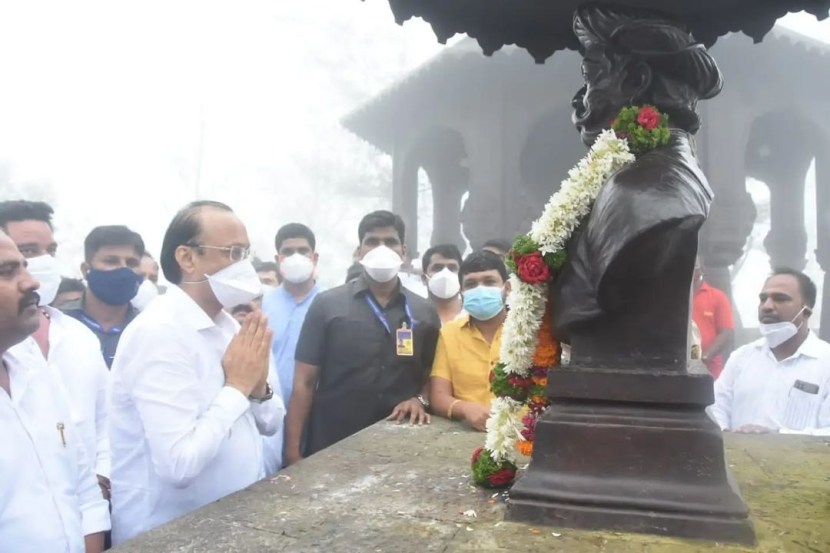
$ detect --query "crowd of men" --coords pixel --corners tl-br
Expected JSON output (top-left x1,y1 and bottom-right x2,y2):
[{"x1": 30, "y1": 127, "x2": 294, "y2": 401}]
[{"x1": 1, "y1": 199, "x2": 829, "y2": 551}]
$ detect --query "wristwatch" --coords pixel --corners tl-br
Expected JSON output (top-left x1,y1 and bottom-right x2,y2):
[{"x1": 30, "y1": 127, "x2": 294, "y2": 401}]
[
  {"x1": 250, "y1": 383, "x2": 274, "y2": 404},
  {"x1": 417, "y1": 394, "x2": 430, "y2": 408}
]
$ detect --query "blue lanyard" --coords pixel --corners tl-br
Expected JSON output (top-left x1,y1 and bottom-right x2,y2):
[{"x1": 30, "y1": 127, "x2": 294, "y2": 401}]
[
  {"x1": 78, "y1": 313, "x2": 124, "y2": 335},
  {"x1": 364, "y1": 293, "x2": 416, "y2": 334}
]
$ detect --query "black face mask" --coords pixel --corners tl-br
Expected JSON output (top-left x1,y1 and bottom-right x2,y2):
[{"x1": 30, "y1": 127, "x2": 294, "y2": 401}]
[{"x1": 87, "y1": 268, "x2": 142, "y2": 305}]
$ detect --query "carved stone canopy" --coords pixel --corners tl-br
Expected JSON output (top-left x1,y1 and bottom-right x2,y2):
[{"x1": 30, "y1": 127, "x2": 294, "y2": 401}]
[{"x1": 383, "y1": 0, "x2": 830, "y2": 63}]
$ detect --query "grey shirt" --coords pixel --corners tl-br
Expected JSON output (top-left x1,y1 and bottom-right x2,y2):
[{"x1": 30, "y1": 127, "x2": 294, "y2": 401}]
[{"x1": 295, "y1": 274, "x2": 440, "y2": 455}]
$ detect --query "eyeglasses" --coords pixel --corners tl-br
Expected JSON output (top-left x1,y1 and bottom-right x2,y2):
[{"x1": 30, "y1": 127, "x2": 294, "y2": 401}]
[{"x1": 189, "y1": 244, "x2": 251, "y2": 262}]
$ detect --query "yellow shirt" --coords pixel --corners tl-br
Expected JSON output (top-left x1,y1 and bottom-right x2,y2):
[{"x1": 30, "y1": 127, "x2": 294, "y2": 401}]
[{"x1": 430, "y1": 314, "x2": 503, "y2": 407}]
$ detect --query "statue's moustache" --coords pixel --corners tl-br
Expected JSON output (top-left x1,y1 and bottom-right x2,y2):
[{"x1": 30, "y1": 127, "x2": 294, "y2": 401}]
[{"x1": 571, "y1": 86, "x2": 588, "y2": 126}]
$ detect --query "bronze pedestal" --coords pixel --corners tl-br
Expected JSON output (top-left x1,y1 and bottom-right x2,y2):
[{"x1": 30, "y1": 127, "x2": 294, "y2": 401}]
[{"x1": 508, "y1": 365, "x2": 754, "y2": 544}]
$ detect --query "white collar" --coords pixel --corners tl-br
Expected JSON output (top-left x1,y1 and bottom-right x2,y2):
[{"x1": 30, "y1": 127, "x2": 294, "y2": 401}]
[
  {"x1": 755, "y1": 330, "x2": 827, "y2": 360},
  {"x1": 165, "y1": 285, "x2": 234, "y2": 332}
]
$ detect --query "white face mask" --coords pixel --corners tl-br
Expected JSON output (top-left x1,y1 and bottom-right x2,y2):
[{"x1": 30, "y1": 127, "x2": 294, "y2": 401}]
[
  {"x1": 131, "y1": 278, "x2": 159, "y2": 311},
  {"x1": 205, "y1": 259, "x2": 263, "y2": 309},
  {"x1": 279, "y1": 253, "x2": 315, "y2": 284},
  {"x1": 27, "y1": 254, "x2": 62, "y2": 306},
  {"x1": 759, "y1": 306, "x2": 807, "y2": 349},
  {"x1": 427, "y1": 267, "x2": 460, "y2": 299},
  {"x1": 360, "y1": 245, "x2": 402, "y2": 283}
]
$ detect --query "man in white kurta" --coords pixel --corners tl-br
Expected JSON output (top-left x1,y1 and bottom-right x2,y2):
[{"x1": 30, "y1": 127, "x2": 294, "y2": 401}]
[
  {"x1": 45, "y1": 306, "x2": 111, "y2": 484},
  {"x1": 710, "y1": 269, "x2": 830, "y2": 435},
  {"x1": 0, "y1": 200, "x2": 112, "y2": 490},
  {"x1": 109, "y1": 201, "x2": 284, "y2": 544},
  {"x1": 0, "y1": 227, "x2": 110, "y2": 552},
  {"x1": 2, "y1": 339, "x2": 111, "y2": 552}
]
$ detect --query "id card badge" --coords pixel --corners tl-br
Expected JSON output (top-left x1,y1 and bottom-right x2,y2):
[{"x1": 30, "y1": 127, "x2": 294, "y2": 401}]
[{"x1": 396, "y1": 323, "x2": 414, "y2": 357}]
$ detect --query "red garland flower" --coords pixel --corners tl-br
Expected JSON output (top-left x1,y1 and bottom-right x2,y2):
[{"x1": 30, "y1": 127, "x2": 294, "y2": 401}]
[
  {"x1": 515, "y1": 251, "x2": 551, "y2": 284},
  {"x1": 507, "y1": 374, "x2": 534, "y2": 389},
  {"x1": 487, "y1": 467, "x2": 517, "y2": 487},
  {"x1": 637, "y1": 106, "x2": 661, "y2": 131},
  {"x1": 521, "y1": 413, "x2": 538, "y2": 441},
  {"x1": 472, "y1": 446, "x2": 484, "y2": 463}
]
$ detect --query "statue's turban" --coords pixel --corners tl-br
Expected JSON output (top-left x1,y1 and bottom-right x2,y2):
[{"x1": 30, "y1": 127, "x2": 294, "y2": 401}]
[{"x1": 574, "y1": 4, "x2": 723, "y2": 100}]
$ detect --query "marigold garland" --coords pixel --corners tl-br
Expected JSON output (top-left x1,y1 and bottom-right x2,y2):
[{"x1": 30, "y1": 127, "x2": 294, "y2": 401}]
[
  {"x1": 532, "y1": 311, "x2": 558, "y2": 368},
  {"x1": 471, "y1": 105, "x2": 671, "y2": 488}
]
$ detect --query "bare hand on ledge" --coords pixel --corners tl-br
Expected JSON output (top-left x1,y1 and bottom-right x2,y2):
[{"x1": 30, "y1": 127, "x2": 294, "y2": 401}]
[
  {"x1": 459, "y1": 402, "x2": 489, "y2": 432},
  {"x1": 386, "y1": 398, "x2": 430, "y2": 425}
]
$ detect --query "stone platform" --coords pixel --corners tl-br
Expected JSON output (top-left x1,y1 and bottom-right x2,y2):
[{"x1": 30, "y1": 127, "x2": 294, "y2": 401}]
[{"x1": 113, "y1": 418, "x2": 830, "y2": 552}]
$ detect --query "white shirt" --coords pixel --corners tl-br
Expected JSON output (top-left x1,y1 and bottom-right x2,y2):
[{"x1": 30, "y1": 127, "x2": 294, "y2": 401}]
[
  {"x1": 710, "y1": 331, "x2": 830, "y2": 435},
  {"x1": 109, "y1": 285, "x2": 285, "y2": 544},
  {"x1": 45, "y1": 306, "x2": 111, "y2": 478},
  {"x1": 1, "y1": 339, "x2": 110, "y2": 552}
]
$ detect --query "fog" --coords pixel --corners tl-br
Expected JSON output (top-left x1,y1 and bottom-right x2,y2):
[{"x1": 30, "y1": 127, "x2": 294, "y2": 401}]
[{"x1": 0, "y1": 1, "x2": 827, "y2": 328}]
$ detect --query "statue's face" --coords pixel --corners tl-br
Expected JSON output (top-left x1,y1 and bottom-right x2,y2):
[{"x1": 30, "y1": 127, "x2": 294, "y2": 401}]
[{"x1": 572, "y1": 44, "x2": 625, "y2": 147}]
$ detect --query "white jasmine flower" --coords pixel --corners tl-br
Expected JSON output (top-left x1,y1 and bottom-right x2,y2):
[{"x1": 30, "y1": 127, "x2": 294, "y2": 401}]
[
  {"x1": 485, "y1": 397, "x2": 525, "y2": 462},
  {"x1": 484, "y1": 132, "x2": 634, "y2": 469}
]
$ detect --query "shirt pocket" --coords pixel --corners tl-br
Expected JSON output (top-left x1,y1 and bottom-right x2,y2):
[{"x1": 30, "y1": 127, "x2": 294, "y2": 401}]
[
  {"x1": 781, "y1": 386, "x2": 821, "y2": 431},
  {"x1": 324, "y1": 318, "x2": 383, "y2": 384}
]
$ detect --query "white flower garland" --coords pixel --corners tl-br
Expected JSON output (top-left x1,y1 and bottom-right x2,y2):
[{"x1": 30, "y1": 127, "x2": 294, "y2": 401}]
[
  {"x1": 487, "y1": 130, "x2": 634, "y2": 462},
  {"x1": 499, "y1": 275, "x2": 548, "y2": 377},
  {"x1": 484, "y1": 397, "x2": 525, "y2": 459},
  {"x1": 529, "y1": 130, "x2": 635, "y2": 256}
]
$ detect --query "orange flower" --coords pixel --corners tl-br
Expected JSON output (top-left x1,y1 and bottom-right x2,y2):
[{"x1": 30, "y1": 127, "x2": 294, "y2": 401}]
[
  {"x1": 517, "y1": 440, "x2": 534, "y2": 457},
  {"x1": 533, "y1": 342, "x2": 558, "y2": 367},
  {"x1": 530, "y1": 395, "x2": 547, "y2": 405},
  {"x1": 532, "y1": 376, "x2": 549, "y2": 387},
  {"x1": 532, "y1": 298, "x2": 561, "y2": 367}
]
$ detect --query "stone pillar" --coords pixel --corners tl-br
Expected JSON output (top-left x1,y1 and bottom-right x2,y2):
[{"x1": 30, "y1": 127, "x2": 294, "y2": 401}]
[
  {"x1": 816, "y1": 145, "x2": 830, "y2": 341},
  {"x1": 696, "y1": 94, "x2": 755, "y2": 325},
  {"x1": 392, "y1": 149, "x2": 420, "y2": 254},
  {"x1": 423, "y1": 160, "x2": 467, "y2": 252},
  {"x1": 763, "y1": 176, "x2": 809, "y2": 272},
  {"x1": 755, "y1": 125, "x2": 815, "y2": 272},
  {"x1": 461, "y1": 110, "x2": 506, "y2": 250}
]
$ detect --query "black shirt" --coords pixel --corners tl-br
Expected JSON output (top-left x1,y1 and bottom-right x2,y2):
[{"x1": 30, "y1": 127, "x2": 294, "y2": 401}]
[
  {"x1": 295, "y1": 274, "x2": 440, "y2": 455},
  {"x1": 63, "y1": 295, "x2": 139, "y2": 369}
]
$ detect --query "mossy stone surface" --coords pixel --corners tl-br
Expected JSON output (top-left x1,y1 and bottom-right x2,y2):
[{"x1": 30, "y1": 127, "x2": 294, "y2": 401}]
[{"x1": 113, "y1": 419, "x2": 830, "y2": 552}]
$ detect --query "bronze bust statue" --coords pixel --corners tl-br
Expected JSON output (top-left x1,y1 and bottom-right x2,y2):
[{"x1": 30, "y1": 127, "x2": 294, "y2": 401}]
[
  {"x1": 552, "y1": 5, "x2": 724, "y2": 370},
  {"x1": 508, "y1": 4, "x2": 753, "y2": 544}
]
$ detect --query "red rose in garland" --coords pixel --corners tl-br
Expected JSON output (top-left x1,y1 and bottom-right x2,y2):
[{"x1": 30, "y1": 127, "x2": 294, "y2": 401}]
[
  {"x1": 636, "y1": 106, "x2": 661, "y2": 130},
  {"x1": 515, "y1": 251, "x2": 551, "y2": 284},
  {"x1": 487, "y1": 467, "x2": 517, "y2": 487},
  {"x1": 507, "y1": 374, "x2": 533, "y2": 389},
  {"x1": 471, "y1": 445, "x2": 518, "y2": 488}
]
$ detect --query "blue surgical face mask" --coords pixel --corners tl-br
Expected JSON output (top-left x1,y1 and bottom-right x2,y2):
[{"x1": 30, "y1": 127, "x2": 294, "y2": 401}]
[
  {"x1": 87, "y1": 267, "x2": 143, "y2": 306},
  {"x1": 463, "y1": 285, "x2": 505, "y2": 321}
]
